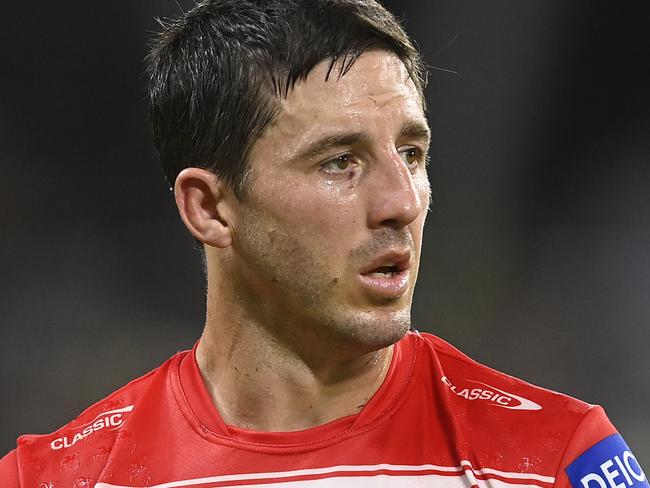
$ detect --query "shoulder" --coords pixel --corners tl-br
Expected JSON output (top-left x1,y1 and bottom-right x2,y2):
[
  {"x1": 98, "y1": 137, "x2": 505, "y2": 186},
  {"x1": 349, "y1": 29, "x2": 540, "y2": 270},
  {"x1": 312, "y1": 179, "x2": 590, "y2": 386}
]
[
  {"x1": 1, "y1": 351, "x2": 187, "y2": 487},
  {"x1": 408, "y1": 331, "x2": 632, "y2": 485},
  {"x1": 412, "y1": 330, "x2": 595, "y2": 417},
  {"x1": 0, "y1": 450, "x2": 19, "y2": 488}
]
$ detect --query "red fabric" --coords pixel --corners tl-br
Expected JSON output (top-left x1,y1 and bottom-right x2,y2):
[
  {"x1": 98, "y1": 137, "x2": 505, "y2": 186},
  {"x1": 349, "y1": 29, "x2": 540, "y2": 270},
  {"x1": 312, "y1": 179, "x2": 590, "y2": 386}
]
[
  {"x1": 0, "y1": 450, "x2": 19, "y2": 488},
  {"x1": 0, "y1": 332, "x2": 627, "y2": 487},
  {"x1": 552, "y1": 407, "x2": 618, "y2": 488}
]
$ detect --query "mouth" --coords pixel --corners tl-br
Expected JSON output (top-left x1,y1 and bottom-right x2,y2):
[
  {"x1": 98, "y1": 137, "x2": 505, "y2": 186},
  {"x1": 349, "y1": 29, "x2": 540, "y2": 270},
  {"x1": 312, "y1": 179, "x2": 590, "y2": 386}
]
[
  {"x1": 365, "y1": 265, "x2": 402, "y2": 278},
  {"x1": 358, "y1": 251, "x2": 412, "y2": 298}
]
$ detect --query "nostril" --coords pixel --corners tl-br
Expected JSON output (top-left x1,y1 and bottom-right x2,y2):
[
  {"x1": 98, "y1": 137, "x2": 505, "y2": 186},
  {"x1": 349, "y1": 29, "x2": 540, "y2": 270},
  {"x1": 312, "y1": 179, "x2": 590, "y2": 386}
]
[{"x1": 380, "y1": 218, "x2": 400, "y2": 228}]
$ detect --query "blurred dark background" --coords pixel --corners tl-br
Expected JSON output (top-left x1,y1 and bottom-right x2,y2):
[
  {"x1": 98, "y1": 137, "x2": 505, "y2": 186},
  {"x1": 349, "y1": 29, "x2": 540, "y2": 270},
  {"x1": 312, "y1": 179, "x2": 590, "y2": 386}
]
[{"x1": 1, "y1": 0, "x2": 648, "y2": 466}]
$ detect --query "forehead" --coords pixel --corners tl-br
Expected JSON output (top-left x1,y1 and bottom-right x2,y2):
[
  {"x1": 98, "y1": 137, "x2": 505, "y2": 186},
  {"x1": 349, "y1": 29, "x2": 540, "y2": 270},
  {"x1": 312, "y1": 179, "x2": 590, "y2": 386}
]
[
  {"x1": 249, "y1": 50, "x2": 426, "y2": 163},
  {"x1": 284, "y1": 49, "x2": 421, "y2": 115}
]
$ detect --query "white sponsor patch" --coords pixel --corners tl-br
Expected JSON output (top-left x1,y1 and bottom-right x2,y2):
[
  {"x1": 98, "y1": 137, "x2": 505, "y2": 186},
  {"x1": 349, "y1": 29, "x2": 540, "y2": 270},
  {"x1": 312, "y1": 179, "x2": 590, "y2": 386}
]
[
  {"x1": 442, "y1": 376, "x2": 542, "y2": 411},
  {"x1": 50, "y1": 405, "x2": 134, "y2": 450}
]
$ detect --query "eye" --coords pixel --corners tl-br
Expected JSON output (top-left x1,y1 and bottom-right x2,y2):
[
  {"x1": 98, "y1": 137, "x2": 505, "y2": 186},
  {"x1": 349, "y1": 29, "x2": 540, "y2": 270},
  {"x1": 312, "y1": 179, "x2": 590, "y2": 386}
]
[
  {"x1": 321, "y1": 154, "x2": 356, "y2": 174},
  {"x1": 398, "y1": 147, "x2": 422, "y2": 168}
]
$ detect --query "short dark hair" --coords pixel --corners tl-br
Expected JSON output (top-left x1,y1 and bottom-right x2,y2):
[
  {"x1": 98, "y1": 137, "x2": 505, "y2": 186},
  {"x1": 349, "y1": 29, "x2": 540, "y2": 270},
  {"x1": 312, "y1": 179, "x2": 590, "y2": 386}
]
[{"x1": 146, "y1": 0, "x2": 426, "y2": 197}]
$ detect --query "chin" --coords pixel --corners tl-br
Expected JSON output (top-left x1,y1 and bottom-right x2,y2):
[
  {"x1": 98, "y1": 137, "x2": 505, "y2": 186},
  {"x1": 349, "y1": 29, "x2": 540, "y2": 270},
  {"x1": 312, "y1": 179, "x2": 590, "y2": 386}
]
[{"x1": 327, "y1": 307, "x2": 412, "y2": 353}]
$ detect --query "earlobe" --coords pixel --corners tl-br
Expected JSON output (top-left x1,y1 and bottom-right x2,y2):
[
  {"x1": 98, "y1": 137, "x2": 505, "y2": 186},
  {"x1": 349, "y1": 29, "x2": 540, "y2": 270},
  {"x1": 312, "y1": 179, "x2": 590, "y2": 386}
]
[{"x1": 174, "y1": 168, "x2": 233, "y2": 248}]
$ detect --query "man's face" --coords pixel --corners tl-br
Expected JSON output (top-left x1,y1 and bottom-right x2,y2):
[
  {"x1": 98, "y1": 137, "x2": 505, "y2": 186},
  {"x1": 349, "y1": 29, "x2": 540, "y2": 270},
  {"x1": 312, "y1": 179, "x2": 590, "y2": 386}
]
[{"x1": 230, "y1": 49, "x2": 430, "y2": 352}]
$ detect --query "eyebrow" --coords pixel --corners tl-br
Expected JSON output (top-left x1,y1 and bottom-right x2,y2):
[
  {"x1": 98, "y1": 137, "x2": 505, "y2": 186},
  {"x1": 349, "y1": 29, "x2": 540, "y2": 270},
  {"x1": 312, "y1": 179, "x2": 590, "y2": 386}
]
[
  {"x1": 296, "y1": 132, "x2": 371, "y2": 162},
  {"x1": 400, "y1": 120, "x2": 431, "y2": 144},
  {"x1": 294, "y1": 120, "x2": 431, "y2": 162}
]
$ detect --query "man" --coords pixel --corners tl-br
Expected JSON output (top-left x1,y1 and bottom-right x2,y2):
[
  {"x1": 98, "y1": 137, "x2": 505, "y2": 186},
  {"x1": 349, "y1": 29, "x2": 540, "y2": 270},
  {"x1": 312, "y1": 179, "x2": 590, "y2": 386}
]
[{"x1": 1, "y1": 1, "x2": 646, "y2": 487}]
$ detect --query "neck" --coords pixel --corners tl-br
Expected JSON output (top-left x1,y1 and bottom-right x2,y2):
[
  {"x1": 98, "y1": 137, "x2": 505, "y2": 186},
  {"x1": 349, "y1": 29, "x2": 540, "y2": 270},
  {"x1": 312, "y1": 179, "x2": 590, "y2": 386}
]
[{"x1": 195, "y1": 287, "x2": 394, "y2": 432}]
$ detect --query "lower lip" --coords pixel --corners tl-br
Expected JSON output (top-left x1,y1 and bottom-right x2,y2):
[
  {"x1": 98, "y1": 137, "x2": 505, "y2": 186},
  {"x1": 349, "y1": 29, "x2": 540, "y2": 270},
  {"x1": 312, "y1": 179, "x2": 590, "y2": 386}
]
[{"x1": 358, "y1": 269, "x2": 410, "y2": 298}]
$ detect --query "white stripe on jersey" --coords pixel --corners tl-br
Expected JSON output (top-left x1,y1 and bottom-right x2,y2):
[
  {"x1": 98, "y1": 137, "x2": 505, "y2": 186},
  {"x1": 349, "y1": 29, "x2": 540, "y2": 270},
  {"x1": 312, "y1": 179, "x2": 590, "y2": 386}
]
[{"x1": 95, "y1": 463, "x2": 555, "y2": 488}]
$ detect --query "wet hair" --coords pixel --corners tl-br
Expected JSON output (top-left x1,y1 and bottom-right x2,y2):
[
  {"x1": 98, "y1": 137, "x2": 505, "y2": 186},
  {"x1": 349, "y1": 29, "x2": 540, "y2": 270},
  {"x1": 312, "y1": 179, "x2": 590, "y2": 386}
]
[{"x1": 146, "y1": 0, "x2": 425, "y2": 198}]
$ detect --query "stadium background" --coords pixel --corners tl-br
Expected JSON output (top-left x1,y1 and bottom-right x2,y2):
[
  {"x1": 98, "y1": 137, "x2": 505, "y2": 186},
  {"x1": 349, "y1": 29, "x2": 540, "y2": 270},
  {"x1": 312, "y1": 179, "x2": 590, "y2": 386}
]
[{"x1": 1, "y1": 0, "x2": 648, "y2": 467}]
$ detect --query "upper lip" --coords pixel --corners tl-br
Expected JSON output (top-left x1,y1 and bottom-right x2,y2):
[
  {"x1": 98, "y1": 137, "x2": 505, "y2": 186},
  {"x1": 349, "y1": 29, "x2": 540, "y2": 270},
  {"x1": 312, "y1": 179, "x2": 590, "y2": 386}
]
[{"x1": 360, "y1": 250, "x2": 412, "y2": 275}]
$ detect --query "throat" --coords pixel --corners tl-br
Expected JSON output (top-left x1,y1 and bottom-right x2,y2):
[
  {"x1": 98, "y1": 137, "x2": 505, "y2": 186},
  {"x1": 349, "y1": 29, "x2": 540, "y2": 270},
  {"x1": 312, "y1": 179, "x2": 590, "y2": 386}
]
[{"x1": 196, "y1": 337, "x2": 394, "y2": 433}]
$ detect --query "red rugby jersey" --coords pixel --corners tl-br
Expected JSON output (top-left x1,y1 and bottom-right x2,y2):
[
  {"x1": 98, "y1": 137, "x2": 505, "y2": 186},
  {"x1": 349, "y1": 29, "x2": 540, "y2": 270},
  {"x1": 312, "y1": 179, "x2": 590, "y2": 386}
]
[{"x1": 1, "y1": 332, "x2": 646, "y2": 488}]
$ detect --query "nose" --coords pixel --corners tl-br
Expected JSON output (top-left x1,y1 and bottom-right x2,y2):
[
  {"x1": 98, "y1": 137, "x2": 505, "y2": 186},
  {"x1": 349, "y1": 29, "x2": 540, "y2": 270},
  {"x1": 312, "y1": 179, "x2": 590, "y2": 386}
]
[{"x1": 366, "y1": 150, "x2": 427, "y2": 229}]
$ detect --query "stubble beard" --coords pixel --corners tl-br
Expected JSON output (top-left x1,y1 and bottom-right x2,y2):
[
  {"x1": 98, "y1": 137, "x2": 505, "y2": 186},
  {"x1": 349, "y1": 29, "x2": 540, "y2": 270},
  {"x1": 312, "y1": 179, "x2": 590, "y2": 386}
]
[{"x1": 235, "y1": 209, "x2": 414, "y2": 355}]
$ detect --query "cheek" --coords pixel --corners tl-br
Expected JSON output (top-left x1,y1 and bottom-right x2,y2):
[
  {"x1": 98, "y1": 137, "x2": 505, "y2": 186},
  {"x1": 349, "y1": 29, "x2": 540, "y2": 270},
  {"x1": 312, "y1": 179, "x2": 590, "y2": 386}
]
[
  {"x1": 245, "y1": 178, "x2": 363, "y2": 270},
  {"x1": 417, "y1": 171, "x2": 431, "y2": 203},
  {"x1": 279, "y1": 185, "x2": 360, "y2": 234},
  {"x1": 237, "y1": 210, "x2": 317, "y2": 289},
  {"x1": 412, "y1": 174, "x2": 431, "y2": 240},
  {"x1": 240, "y1": 200, "x2": 337, "y2": 271}
]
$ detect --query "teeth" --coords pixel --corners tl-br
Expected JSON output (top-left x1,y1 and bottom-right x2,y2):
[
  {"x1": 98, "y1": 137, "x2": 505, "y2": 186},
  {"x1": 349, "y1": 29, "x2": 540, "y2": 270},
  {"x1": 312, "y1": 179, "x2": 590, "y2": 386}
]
[{"x1": 369, "y1": 270, "x2": 396, "y2": 278}]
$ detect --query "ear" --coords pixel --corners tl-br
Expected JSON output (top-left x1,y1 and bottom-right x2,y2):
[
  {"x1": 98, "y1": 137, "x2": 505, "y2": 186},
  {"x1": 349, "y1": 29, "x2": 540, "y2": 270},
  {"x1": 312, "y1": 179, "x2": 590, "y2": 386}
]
[{"x1": 174, "y1": 168, "x2": 234, "y2": 248}]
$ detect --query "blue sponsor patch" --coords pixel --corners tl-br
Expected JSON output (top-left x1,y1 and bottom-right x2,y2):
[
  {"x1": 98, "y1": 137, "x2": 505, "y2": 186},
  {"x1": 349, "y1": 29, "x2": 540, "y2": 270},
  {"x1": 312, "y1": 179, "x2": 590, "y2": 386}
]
[{"x1": 566, "y1": 434, "x2": 649, "y2": 488}]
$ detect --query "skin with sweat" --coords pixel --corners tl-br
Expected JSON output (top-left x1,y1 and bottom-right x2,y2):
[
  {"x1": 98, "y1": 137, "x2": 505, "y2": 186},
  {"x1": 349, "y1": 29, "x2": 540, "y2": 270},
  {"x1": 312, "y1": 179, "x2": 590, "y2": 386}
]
[{"x1": 175, "y1": 49, "x2": 431, "y2": 432}]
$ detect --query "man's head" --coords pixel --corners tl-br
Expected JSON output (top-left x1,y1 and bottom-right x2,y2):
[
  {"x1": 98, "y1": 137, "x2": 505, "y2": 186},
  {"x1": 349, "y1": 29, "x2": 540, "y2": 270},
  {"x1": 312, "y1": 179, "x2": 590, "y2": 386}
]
[
  {"x1": 147, "y1": 0, "x2": 430, "y2": 357},
  {"x1": 147, "y1": 0, "x2": 425, "y2": 197}
]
